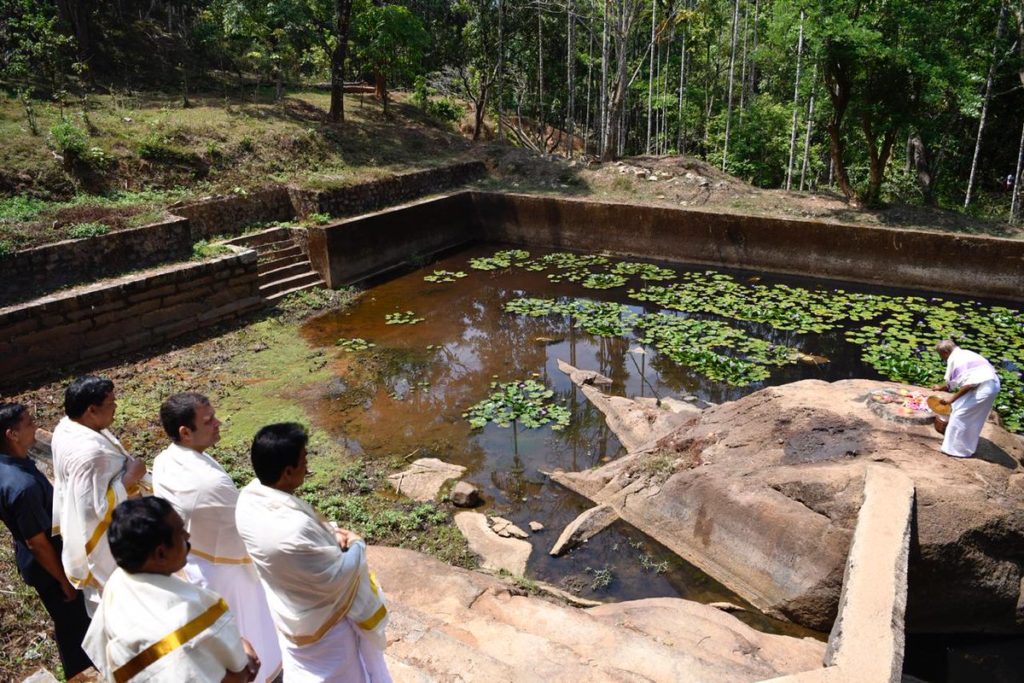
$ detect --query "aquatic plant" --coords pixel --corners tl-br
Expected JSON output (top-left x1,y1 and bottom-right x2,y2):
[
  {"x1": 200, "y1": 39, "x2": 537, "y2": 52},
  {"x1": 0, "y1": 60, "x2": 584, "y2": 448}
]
[
  {"x1": 463, "y1": 380, "x2": 571, "y2": 430},
  {"x1": 490, "y1": 253, "x2": 1024, "y2": 432},
  {"x1": 469, "y1": 249, "x2": 531, "y2": 270},
  {"x1": 611, "y1": 261, "x2": 677, "y2": 280},
  {"x1": 385, "y1": 310, "x2": 424, "y2": 325},
  {"x1": 336, "y1": 337, "x2": 376, "y2": 351},
  {"x1": 582, "y1": 273, "x2": 628, "y2": 290},
  {"x1": 423, "y1": 269, "x2": 467, "y2": 283}
]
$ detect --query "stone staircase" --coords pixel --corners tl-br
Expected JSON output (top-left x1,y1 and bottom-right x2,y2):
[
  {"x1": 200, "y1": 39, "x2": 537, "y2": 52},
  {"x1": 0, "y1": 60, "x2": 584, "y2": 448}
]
[{"x1": 224, "y1": 227, "x2": 324, "y2": 302}]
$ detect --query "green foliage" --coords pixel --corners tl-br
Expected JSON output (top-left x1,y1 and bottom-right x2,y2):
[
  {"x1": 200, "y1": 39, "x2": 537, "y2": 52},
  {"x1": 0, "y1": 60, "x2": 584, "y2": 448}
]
[
  {"x1": 305, "y1": 212, "x2": 332, "y2": 225},
  {"x1": 425, "y1": 97, "x2": 464, "y2": 123},
  {"x1": 0, "y1": 240, "x2": 15, "y2": 256},
  {"x1": 353, "y1": 2, "x2": 429, "y2": 110},
  {"x1": 49, "y1": 120, "x2": 89, "y2": 160},
  {"x1": 137, "y1": 133, "x2": 194, "y2": 164},
  {"x1": 64, "y1": 222, "x2": 109, "y2": 239},
  {"x1": 586, "y1": 565, "x2": 614, "y2": 591},
  {"x1": 191, "y1": 240, "x2": 233, "y2": 259},
  {"x1": 0, "y1": 196, "x2": 47, "y2": 222},
  {"x1": 463, "y1": 379, "x2": 571, "y2": 430}
]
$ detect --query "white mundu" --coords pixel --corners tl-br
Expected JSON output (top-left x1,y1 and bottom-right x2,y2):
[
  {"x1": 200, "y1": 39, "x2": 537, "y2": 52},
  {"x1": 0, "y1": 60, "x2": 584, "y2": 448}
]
[
  {"x1": 83, "y1": 567, "x2": 249, "y2": 682},
  {"x1": 235, "y1": 480, "x2": 390, "y2": 683},
  {"x1": 51, "y1": 416, "x2": 136, "y2": 614},
  {"x1": 152, "y1": 443, "x2": 282, "y2": 681}
]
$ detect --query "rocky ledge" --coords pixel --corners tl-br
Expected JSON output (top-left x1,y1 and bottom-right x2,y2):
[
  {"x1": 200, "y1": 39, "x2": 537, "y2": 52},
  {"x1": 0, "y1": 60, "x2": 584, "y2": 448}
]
[{"x1": 550, "y1": 378, "x2": 1024, "y2": 633}]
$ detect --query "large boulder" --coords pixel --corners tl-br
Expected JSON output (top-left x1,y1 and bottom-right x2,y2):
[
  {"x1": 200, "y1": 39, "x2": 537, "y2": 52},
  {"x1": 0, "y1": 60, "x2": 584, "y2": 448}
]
[
  {"x1": 550, "y1": 379, "x2": 1024, "y2": 633},
  {"x1": 369, "y1": 546, "x2": 826, "y2": 682}
]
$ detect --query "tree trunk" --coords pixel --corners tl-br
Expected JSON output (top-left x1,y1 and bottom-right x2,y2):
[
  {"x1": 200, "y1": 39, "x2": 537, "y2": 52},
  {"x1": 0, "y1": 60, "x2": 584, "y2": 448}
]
[
  {"x1": 566, "y1": 0, "x2": 576, "y2": 157},
  {"x1": 600, "y1": 0, "x2": 610, "y2": 157},
  {"x1": 677, "y1": 14, "x2": 687, "y2": 154},
  {"x1": 862, "y1": 116, "x2": 899, "y2": 207},
  {"x1": 497, "y1": 0, "x2": 506, "y2": 143},
  {"x1": 329, "y1": 0, "x2": 353, "y2": 122},
  {"x1": 722, "y1": 0, "x2": 741, "y2": 171},
  {"x1": 738, "y1": 2, "x2": 749, "y2": 110},
  {"x1": 646, "y1": 0, "x2": 656, "y2": 154},
  {"x1": 537, "y1": 6, "x2": 545, "y2": 144},
  {"x1": 824, "y1": 46, "x2": 856, "y2": 201},
  {"x1": 799, "y1": 65, "x2": 816, "y2": 191},
  {"x1": 785, "y1": 10, "x2": 805, "y2": 190},
  {"x1": 907, "y1": 132, "x2": 936, "y2": 205},
  {"x1": 1011, "y1": 119, "x2": 1024, "y2": 223},
  {"x1": 374, "y1": 72, "x2": 386, "y2": 101},
  {"x1": 965, "y1": 1, "x2": 1009, "y2": 207}
]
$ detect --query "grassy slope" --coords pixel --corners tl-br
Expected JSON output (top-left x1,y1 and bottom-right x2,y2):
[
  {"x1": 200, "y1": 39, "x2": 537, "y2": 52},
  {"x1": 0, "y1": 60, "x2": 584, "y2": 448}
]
[{"x1": 0, "y1": 89, "x2": 472, "y2": 249}]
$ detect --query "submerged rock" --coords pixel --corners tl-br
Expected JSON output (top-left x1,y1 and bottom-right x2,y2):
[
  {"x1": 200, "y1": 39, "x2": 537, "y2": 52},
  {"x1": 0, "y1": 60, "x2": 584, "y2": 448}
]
[
  {"x1": 549, "y1": 504, "x2": 620, "y2": 556},
  {"x1": 557, "y1": 360, "x2": 701, "y2": 452},
  {"x1": 388, "y1": 458, "x2": 465, "y2": 502},
  {"x1": 450, "y1": 480, "x2": 483, "y2": 508},
  {"x1": 490, "y1": 516, "x2": 530, "y2": 539},
  {"x1": 550, "y1": 379, "x2": 1024, "y2": 634},
  {"x1": 370, "y1": 546, "x2": 826, "y2": 682},
  {"x1": 454, "y1": 511, "x2": 532, "y2": 576}
]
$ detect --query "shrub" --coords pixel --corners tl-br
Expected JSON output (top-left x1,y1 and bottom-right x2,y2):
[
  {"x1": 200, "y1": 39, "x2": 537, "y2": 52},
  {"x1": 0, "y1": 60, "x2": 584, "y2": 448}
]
[
  {"x1": 49, "y1": 121, "x2": 89, "y2": 160},
  {"x1": 137, "y1": 133, "x2": 192, "y2": 164},
  {"x1": 426, "y1": 97, "x2": 463, "y2": 123},
  {"x1": 0, "y1": 196, "x2": 47, "y2": 222},
  {"x1": 65, "y1": 222, "x2": 109, "y2": 239},
  {"x1": 0, "y1": 240, "x2": 15, "y2": 256}
]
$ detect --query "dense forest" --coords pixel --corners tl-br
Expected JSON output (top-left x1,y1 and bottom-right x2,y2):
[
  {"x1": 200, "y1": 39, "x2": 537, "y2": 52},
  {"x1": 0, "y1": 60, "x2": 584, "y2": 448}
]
[{"x1": 2, "y1": 0, "x2": 1023, "y2": 219}]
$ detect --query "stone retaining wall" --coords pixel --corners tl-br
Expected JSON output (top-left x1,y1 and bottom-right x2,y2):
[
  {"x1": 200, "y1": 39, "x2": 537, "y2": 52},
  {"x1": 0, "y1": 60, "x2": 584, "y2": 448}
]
[
  {"x1": 471, "y1": 193, "x2": 1024, "y2": 302},
  {"x1": 0, "y1": 248, "x2": 263, "y2": 389},
  {"x1": 309, "y1": 191, "x2": 1024, "y2": 302},
  {"x1": 308, "y1": 193, "x2": 477, "y2": 287},
  {"x1": 290, "y1": 161, "x2": 486, "y2": 220},
  {"x1": 172, "y1": 187, "x2": 295, "y2": 242},
  {"x1": 0, "y1": 216, "x2": 191, "y2": 307}
]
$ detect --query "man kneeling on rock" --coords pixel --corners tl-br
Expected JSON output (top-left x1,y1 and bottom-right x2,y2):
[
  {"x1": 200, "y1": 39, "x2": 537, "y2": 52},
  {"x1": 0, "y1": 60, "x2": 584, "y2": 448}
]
[
  {"x1": 83, "y1": 497, "x2": 261, "y2": 682},
  {"x1": 932, "y1": 340, "x2": 1002, "y2": 459}
]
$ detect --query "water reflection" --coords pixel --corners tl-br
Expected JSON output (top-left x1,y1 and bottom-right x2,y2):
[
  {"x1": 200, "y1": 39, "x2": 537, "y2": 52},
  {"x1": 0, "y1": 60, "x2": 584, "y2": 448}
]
[{"x1": 300, "y1": 243, "x2": 984, "y2": 630}]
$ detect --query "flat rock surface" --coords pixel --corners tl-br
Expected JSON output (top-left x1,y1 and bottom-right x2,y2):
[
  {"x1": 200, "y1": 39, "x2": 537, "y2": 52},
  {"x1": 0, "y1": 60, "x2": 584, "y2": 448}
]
[
  {"x1": 388, "y1": 458, "x2": 466, "y2": 502},
  {"x1": 454, "y1": 511, "x2": 532, "y2": 575},
  {"x1": 370, "y1": 546, "x2": 826, "y2": 682},
  {"x1": 550, "y1": 379, "x2": 1024, "y2": 633}
]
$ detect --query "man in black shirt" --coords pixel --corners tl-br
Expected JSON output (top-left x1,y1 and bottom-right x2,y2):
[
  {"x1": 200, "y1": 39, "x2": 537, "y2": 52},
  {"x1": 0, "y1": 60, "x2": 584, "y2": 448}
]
[{"x1": 0, "y1": 402, "x2": 93, "y2": 678}]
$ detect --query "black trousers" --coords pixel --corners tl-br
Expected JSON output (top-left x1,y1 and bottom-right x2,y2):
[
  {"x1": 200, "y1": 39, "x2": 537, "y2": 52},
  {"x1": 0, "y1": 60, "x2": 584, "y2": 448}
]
[{"x1": 32, "y1": 577, "x2": 94, "y2": 679}]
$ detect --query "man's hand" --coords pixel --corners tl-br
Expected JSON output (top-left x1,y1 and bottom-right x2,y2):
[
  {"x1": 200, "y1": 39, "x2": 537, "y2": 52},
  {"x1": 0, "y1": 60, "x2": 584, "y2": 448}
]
[
  {"x1": 60, "y1": 578, "x2": 77, "y2": 602},
  {"x1": 122, "y1": 456, "x2": 147, "y2": 489},
  {"x1": 335, "y1": 528, "x2": 363, "y2": 550},
  {"x1": 241, "y1": 638, "x2": 260, "y2": 682},
  {"x1": 931, "y1": 383, "x2": 947, "y2": 392}
]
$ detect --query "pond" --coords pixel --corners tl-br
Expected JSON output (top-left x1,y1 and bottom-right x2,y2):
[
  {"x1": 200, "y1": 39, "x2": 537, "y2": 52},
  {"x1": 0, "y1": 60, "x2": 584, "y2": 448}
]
[{"x1": 300, "y1": 243, "x2": 1024, "y2": 640}]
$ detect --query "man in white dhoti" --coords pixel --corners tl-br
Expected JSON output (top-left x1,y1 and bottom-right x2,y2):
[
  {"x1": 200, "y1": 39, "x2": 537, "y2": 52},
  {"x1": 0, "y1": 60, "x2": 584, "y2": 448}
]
[
  {"x1": 153, "y1": 392, "x2": 282, "y2": 682},
  {"x1": 236, "y1": 423, "x2": 391, "y2": 683},
  {"x1": 932, "y1": 340, "x2": 1002, "y2": 458},
  {"x1": 83, "y1": 496, "x2": 260, "y2": 682},
  {"x1": 51, "y1": 376, "x2": 148, "y2": 615}
]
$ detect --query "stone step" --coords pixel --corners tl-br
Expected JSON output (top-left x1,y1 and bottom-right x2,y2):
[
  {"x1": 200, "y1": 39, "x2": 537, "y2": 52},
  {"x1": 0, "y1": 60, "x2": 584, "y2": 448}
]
[
  {"x1": 265, "y1": 278, "x2": 326, "y2": 302},
  {"x1": 257, "y1": 253, "x2": 305, "y2": 275},
  {"x1": 223, "y1": 226, "x2": 295, "y2": 249},
  {"x1": 260, "y1": 271, "x2": 323, "y2": 298},
  {"x1": 258, "y1": 260, "x2": 312, "y2": 283},
  {"x1": 258, "y1": 243, "x2": 302, "y2": 262}
]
